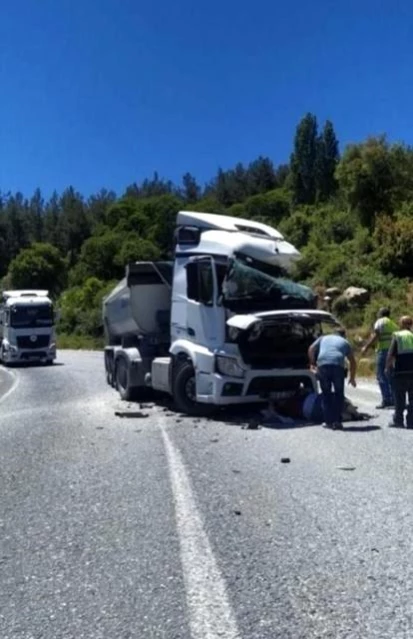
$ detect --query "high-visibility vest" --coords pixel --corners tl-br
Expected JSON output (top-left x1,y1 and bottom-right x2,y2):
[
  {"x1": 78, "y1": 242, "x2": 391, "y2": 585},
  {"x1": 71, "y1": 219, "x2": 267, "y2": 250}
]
[
  {"x1": 394, "y1": 330, "x2": 413, "y2": 375},
  {"x1": 377, "y1": 318, "x2": 398, "y2": 351}
]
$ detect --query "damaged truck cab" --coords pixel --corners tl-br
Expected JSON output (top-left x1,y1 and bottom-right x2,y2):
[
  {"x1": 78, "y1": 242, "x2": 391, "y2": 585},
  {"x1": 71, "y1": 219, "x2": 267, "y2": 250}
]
[{"x1": 103, "y1": 211, "x2": 339, "y2": 415}]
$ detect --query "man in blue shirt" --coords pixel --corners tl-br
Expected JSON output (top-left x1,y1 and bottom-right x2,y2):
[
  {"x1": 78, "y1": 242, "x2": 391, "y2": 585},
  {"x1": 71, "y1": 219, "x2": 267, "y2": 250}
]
[{"x1": 308, "y1": 327, "x2": 357, "y2": 430}]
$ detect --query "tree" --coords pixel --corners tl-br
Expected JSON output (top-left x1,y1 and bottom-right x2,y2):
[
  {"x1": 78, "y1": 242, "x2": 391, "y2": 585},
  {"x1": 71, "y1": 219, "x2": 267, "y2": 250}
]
[
  {"x1": 181, "y1": 173, "x2": 201, "y2": 203},
  {"x1": 290, "y1": 113, "x2": 318, "y2": 204},
  {"x1": 57, "y1": 187, "x2": 90, "y2": 264},
  {"x1": 28, "y1": 188, "x2": 44, "y2": 242},
  {"x1": 335, "y1": 136, "x2": 394, "y2": 227},
  {"x1": 316, "y1": 120, "x2": 339, "y2": 200},
  {"x1": 247, "y1": 156, "x2": 277, "y2": 195},
  {"x1": 8, "y1": 243, "x2": 67, "y2": 297},
  {"x1": 44, "y1": 191, "x2": 61, "y2": 247}
]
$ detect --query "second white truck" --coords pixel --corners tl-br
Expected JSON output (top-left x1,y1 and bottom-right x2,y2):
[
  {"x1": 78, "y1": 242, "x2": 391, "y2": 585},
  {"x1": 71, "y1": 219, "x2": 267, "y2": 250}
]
[
  {"x1": 103, "y1": 211, "x2": 339, "y2": 414},
  {"x1": 0, "y1": 290, "x2": 57, "y2": 365}
]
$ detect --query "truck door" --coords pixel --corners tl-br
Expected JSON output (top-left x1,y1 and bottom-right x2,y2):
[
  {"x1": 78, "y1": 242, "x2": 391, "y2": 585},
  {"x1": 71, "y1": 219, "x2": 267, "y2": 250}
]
[{"x1": 185, "y1": 256, "x2": 225, "y2": 347}]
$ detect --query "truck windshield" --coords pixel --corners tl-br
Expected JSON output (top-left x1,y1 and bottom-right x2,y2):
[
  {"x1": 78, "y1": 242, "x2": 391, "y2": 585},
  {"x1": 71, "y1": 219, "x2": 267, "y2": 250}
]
[
  {"x1": 10, "y1": 304, "x2": 54, "y2": 328},
  {"x1": 222, "y1": 256, "x2": 316, "y2": 311}
]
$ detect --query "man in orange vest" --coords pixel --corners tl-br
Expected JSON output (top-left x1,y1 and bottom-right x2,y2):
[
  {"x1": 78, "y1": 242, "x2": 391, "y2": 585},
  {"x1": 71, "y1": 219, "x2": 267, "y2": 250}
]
[{"x1": 361, "y1": 307, "x2": 398, "y2": 409}]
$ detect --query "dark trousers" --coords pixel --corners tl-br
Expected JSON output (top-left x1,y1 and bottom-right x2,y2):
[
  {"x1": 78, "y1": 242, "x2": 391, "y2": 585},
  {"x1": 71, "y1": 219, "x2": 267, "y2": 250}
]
[
  {"x1": 318, "y1": 365, "x2": 345, "y2": 425},
  {"x1": 392, "y1": 375, "x2": 413, "y2": 427}
]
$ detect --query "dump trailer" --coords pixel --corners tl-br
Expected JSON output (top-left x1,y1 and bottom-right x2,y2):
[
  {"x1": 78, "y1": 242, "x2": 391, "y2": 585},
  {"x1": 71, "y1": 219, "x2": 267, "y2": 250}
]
[
  {"x1": 103, "y1": 211, "x2": 339, "y2": 415},
  {"x1": 0, "y1": 290, "x2": 57, "y2": 365}
]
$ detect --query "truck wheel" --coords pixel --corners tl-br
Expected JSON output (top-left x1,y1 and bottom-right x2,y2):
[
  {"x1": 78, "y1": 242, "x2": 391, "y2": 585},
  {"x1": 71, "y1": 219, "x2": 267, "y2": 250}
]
[
  {"x1": 115, "y1": 357, "x2": 140, "y2": 401},
  {"x1": 104, "y1": 351, "x2": 114, "y2": 386},
  {"x1": 172, "y1": 360, "x2": 214, "y2": 417}
]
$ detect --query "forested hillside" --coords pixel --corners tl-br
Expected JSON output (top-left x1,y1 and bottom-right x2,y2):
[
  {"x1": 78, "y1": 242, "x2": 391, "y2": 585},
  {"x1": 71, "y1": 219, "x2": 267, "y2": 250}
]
[{"x1": 2, "y1": 112, "x2": 413, "y2": 345}]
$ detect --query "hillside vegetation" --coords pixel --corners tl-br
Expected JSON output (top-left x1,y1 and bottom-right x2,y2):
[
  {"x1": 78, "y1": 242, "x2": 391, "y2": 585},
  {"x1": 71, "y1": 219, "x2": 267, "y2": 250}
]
[{"x1": 1, "y1": 113, "x2": 413, "y2": 349}]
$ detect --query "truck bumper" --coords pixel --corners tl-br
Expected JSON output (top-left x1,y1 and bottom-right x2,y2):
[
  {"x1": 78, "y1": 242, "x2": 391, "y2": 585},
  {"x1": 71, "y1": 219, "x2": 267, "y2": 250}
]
[
  {"x1": 2, "y1": 345, "x2": 56, "y2": 364},
  {"x1": 196, "y1": 369, "x2": 317, "y2": 405}
]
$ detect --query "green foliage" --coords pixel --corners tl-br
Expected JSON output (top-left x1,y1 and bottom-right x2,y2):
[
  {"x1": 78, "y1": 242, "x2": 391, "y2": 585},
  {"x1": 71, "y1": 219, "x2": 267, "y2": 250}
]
[
  {"x1": 8, "y1": 243, "x2": 67, "y2": 297},
  {"x1": 3, "y1": 112, "x2": 413, "y2": 347},
  {"x1": 59, "y1": 277, "x2": 116, "y2": 337},
  {"x1": 374, "y1": 213, "x2": 413, "y2": 278},
  {"x1": 290, "y1": 113, "x2": 319, "y2": 205}
]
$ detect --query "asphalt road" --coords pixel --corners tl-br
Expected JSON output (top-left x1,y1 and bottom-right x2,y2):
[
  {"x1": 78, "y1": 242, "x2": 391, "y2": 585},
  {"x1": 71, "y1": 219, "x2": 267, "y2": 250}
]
[{"x1": 1, "y1": 352, "x2": 413, "y2": 638}]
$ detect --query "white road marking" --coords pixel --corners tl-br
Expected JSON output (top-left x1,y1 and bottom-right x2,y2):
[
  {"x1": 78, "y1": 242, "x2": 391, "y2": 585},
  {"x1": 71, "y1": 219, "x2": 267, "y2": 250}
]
[
  {"x1": 0, "y1": 367, "x2": 19, "y2": 404},
  {"x1": 161, "y1": 423, "x2": 241, "y2": 639}
]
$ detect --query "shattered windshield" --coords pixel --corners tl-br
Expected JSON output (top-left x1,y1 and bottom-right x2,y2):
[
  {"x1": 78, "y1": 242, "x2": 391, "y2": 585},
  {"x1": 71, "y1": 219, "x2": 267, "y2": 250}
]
[
  {"x1": 10, "y1": 304, "x2": 54, "y2": 328},
  {"x1": 222, "y1": 257, "x2": 316, "y2": 311}
]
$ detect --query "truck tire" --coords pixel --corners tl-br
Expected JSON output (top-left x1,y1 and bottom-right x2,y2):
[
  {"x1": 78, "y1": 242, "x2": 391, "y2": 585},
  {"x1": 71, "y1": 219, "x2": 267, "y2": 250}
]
[
  {"x1": 104, "y1": 351, "x2": 114, "y2": 386},
  {"x1": 172, "y1": 360, "x2": 214, "y2": 417},
  {"x1": 115, "y1": 357, "x2": 142, "y2": 401}
]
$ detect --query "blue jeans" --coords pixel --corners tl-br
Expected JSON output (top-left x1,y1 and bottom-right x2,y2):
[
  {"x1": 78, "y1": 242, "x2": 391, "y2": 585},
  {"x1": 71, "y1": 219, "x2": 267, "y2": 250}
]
[
  {"x1": 318, "y1": 365, "x2": 345, "y2": 425},
  {"x1": 376, "y1": 349, "x2": 393, "y2": 404}
]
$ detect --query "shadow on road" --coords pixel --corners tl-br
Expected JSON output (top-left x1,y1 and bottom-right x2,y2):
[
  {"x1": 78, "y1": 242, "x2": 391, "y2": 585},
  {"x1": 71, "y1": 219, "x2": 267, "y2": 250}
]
[
  {"x1": 341, "y1": 425, "x2": 381, "y2": 433},
  {"x1": 7, "y1": 362, "x2": 65, "y2": 368}
]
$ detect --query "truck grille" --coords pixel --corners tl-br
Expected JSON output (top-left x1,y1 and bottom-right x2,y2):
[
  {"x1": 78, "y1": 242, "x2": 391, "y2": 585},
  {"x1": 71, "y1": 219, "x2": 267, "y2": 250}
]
[
  {"x1": 16, "y1": 335, "x2": 50, "y2": 350},
  {"x1": 246, "y1": 375, "x2": 314, "y2": 396}
]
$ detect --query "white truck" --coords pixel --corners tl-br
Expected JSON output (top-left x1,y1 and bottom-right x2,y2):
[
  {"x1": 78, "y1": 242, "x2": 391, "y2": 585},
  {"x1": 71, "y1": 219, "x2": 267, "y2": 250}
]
[
  {"x1": 103, "y1": 211, "x2": 339, "y2": 415},
  {"x1": 0, "y1": 290, "x2": 57, "y2": 365}
]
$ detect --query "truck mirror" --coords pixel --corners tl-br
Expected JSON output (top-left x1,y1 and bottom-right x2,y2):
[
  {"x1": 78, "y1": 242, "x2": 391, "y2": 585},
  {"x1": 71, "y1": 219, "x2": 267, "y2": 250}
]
[{"x1": 186, "y1": 262, "x2": 199, "y2": 301}]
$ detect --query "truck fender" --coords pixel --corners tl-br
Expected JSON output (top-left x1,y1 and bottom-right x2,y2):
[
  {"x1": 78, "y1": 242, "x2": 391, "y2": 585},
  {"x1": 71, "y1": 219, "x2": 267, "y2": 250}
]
[{"x1": 169, "y1": 340, "x2": 215, "y2": 374}]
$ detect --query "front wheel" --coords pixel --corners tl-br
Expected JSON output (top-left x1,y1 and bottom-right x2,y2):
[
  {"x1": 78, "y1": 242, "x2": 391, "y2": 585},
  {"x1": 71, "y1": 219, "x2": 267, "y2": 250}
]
[{"x1": 172, "y1": 360, "x2": 214, "y2": 417}]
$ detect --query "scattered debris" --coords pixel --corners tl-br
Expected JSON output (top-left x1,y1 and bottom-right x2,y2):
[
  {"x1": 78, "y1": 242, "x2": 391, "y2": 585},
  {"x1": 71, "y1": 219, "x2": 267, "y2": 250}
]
[
  {"x1": 232, "y1": 469, "x2": 242, "y2": 474},
  {"x1": 210, "y1": 437, "x2": 219, "y2": 443},
  {"x1": 175, "y1": 419, "x2": 183, "y2": 424},
  {"x1": 115, "y1": 411, "x2": 149, "y2": 418},
  {"x1": 233, "y1": 509, "x2": 242, "y2": 516},
  {"x1": 96, "y1": 426, "x2": 104, "y2": 430},
  {"x1": 337, "y1": 466, "x2": 356, "y2": 471},
  {"x1": 134, "y1": 429, "x2": 142, "y2": 433},
  {"x1": 242, "y1": 420, "x2": 262, "y2": 430},
  {"x1": 281, "y1": 457, "x2": 291, "y2": 464},
  {"x1": 371, "y1": 548, "x2": 380, "y2": 553}
]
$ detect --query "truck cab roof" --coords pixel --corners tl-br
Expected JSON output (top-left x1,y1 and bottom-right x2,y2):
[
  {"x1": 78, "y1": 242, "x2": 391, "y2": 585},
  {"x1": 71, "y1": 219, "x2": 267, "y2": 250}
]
[{"x1": 176, "y1": 211, "x2": 300, "y2": 268}]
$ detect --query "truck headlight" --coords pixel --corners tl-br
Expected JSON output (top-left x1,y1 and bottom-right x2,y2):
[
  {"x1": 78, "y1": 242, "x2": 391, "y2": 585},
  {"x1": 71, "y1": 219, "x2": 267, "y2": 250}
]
[{"x1": 216, "y1": 356, "x2": 245, "y2": 378}]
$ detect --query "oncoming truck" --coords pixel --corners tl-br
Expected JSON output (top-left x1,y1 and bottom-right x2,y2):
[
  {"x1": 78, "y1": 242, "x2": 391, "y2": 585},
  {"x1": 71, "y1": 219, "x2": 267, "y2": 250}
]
[
  {"x1": 0, "y1": 290, "x2": 57, "y2": 365},
  {"x1": 103, "y1": 211, "x2": 339, "y2": 415}
]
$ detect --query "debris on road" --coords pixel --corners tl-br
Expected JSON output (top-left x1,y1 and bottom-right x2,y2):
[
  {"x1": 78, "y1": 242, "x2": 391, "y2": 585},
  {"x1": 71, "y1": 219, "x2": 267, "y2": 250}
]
[
  {"x1": 337, "y1": 466, "x2": 356, "y2": 471},
  {"x1": 114, "y1": 411, "x2": 149, "y2": 418},
  {"x1": 210, "y1": 437, "x2": 219, "y2": 443},
  {"x1": 281, "y1": 457, "x2": 291, "y2": 464},
  {"x1": 233, "y1": 509, "x2": 242, "y2": 516},
  {"x1": 242, "y1": 420, "x2": 262, "y2": 430}
]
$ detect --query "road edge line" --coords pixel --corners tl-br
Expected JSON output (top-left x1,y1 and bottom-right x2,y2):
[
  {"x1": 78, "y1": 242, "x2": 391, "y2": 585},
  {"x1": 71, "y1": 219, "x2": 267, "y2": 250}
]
[
  {"x1": 160, "y1": 421, "x2": 240, "y2": 639},
  {"x1": 0, "y1": 366, "x2": 19, "y2": 404}
]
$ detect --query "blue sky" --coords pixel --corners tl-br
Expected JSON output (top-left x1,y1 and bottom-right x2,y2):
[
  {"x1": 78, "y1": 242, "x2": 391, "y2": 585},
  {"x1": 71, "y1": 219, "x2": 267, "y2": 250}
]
[{"x1": 0, "y1": 0, "x2": 412, "y2": 197}]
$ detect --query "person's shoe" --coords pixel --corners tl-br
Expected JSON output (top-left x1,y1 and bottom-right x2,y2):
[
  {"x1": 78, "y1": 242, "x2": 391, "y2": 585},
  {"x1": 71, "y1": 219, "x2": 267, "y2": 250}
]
[
  {"x1": 388, "y1": 421, "x2": 403, "y2": 428},
  {"x1": 333, "y1": 422, "x2": 344, "y2": 430}
]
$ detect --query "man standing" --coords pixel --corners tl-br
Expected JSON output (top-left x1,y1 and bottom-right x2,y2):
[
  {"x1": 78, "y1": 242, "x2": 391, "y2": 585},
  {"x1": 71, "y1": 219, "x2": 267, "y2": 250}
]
[
  {"x1": 385, "y1": 316, "x2": 413, "y2": 429},
  {"x1": 361, "y1": 307, "x2": 398, "y2": 408},
  {"x1": 309, "y1": 328, "x2": 357, "y2": 430}
]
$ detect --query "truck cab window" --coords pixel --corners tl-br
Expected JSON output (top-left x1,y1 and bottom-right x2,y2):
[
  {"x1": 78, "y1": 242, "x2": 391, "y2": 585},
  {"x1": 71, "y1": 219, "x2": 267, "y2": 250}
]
[{"x1": 186, "y1": 260, "x2": 214, "y2": 305}]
